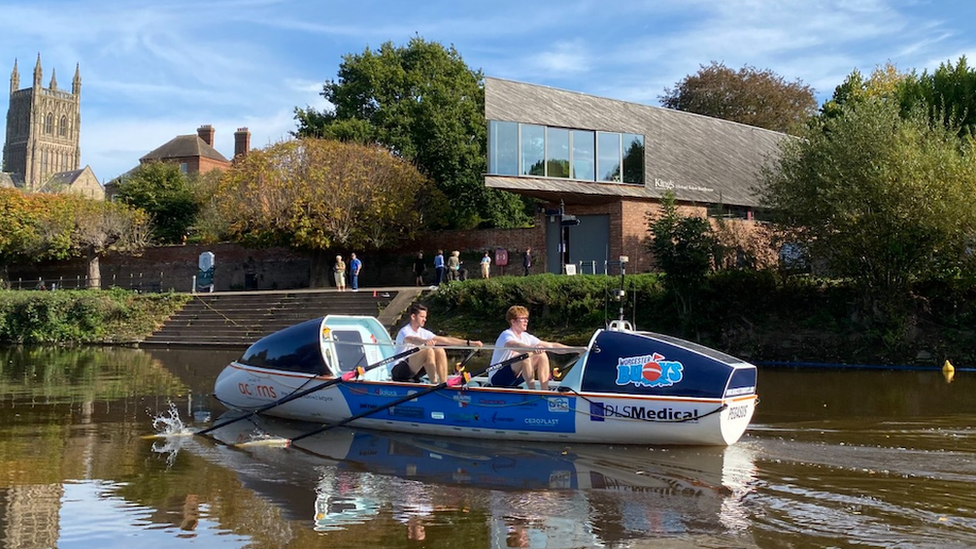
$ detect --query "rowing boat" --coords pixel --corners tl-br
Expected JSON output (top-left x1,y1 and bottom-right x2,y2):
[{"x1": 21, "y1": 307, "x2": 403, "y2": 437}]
[{"x1": 212, "y1": 315, "x2": 757, "y2": 445}]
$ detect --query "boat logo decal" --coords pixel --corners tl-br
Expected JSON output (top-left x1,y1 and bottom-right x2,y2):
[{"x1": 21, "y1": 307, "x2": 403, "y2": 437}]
[
  {"x1": 525, "y1": 418, "x2": 559, "y2": 426},
  {"x1": 615, "y1": 353, "x2": 683, "y2": 388},
  {"x1": 547, "y1": 397, "x2": 570, "y2": 413}
]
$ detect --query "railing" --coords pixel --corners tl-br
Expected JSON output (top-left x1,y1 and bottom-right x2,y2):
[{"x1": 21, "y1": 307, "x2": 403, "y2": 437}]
[{"x1": 3, "y1": 272, "x2": 165, "y2": 293}]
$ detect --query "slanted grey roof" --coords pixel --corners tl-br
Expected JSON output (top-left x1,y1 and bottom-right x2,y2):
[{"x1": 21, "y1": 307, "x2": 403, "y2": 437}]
[
  {"x1": 44, "y1": 167, "x2": 86, "y2": 187},
  {"x1": 484, "y1": 77, "x2": 789, "y2": 208},
  {"x1": 140, "y1": 134, "x2": 229, "y2": 163}
]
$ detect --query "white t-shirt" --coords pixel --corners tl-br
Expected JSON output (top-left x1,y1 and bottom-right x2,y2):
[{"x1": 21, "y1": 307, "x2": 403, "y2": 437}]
[
  {"x1": 489, "y1": 328, "x2": 540, "y2": 383},
  {"x1": 395, "y1": 324, "x2": 436, "y2": 355}
]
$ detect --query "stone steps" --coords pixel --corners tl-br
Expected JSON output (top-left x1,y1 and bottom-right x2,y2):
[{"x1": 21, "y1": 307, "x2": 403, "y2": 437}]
[{"x1": 142, "y1": 288, "x2": 416, "y2": 348}]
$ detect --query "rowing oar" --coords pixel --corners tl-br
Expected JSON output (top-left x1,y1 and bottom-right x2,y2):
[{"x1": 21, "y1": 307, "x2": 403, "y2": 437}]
[
  {"x1": 253, "y1": 352, "x2": 530, "y2": 447},
  {"x1": 152, "y1": 347, "x2": 421, "y2": 439}
]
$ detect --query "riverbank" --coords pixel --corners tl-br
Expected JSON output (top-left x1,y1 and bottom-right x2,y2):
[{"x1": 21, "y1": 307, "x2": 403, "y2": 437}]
[
  {"x1": 0, "y1": 289, "x2": 189, "y2": 344},
  {"x1": 4, "y1": 272, "x2": 976, "y2": 366}
]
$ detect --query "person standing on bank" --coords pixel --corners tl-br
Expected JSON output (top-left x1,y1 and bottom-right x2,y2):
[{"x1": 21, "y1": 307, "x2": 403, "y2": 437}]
[
  {"x1": 414, "y1": 252, "x2": 426, "y2": 286},
  {"x1": 333, "y1": 255, "x2": 346, "y2": 291},
  {"x1": 480, "y1": 251, "x2": 491, "y2": 279},
  {"x1": 489, "y1": 305, "x2": 574, "y2": 391},
  {"x1": 350, "y1": 253, "x2": 362, "y2": 291},
  {"x1": 433, "y1": 250, "x2": 445, "y2": 286},
  {"x1": 523, "y1": 247, "x2": 532, "y2": 276},
  {"x1": 393, "y1": 303, "x2": 483, "y2": 384}
]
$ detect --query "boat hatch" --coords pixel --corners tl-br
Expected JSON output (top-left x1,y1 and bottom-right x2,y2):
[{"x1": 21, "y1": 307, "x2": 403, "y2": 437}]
[
  {"x1": 580, "y1": 329, "x2": 746, "y2": 398},
  {"x1": 237, "y1": 317, "x2": 330, "y2": 375}
]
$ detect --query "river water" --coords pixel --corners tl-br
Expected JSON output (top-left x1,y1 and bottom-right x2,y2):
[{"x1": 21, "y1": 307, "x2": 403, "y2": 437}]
[{"x1": 1, "y1": 346, "x2": 974, "y2": 548}]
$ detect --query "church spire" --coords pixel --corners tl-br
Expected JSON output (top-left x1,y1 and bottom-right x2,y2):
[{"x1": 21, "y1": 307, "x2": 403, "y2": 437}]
[
  {"x1": 49, "y1": 67, "x2": 57, "y2": 90},
  {"x1": 72, "y1": 63, "x2": 81, "y2": 96},
  {"x1": 9, "y1": 58, "x2": 18, "y2": 94},
  {"x1": 33, "y1": 52, "x2": 42, "y2": 88}
]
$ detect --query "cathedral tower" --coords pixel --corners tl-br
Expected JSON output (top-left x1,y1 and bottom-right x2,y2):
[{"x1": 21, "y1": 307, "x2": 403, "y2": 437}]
[{"x1": 3, "y1": 54, "x2": 82, "y2": 190}]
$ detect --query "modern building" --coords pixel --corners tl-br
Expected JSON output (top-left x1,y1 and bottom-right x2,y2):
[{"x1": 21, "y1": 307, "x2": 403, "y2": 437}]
[
  {"x1": 2, "y1": 55, "x2": 90, "y2": 194},
  {"x1": 484, "y1": 77, "x2": 788, "y2": 274}
]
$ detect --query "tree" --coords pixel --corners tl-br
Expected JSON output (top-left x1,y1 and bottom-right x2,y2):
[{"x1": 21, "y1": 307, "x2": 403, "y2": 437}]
[
  {"x1": 115, "y1": 162, "x2": 198, "y2": 244},
  {"x1": 0, "y1": 188, "x2": 41, "y2": 287},
  {"x1": 821, "y1": 62, "x2": 911, "y2": 119},
  {"x1": 646, "y1": 192, "x2": 717, "y2": 316},
  {"x1": 900, "y1": 56, "x2": 976, "y2": 138},
  {"x1": 215, "y1": 138, "x2": 429, "y2": 286},
  {"x1": 660, "y1": 61, "x2": 817, "y2": 134},
  {"x1": 759, "y1": 98, "x2": 976, "y2": 321},
  {"x1": 294, "y1": 36, "x2": 530, "y2": 228}
]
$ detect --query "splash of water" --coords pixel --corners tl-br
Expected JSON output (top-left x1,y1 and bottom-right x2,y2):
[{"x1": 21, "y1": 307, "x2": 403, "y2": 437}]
[{"x1": 148, "y1": 401, "x2": 195, "y2": 436}]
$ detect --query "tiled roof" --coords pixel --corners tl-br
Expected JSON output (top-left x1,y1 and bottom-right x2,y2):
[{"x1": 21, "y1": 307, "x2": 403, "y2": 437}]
[{"x1": 140, "y1": 134, "x2": 229, "y2": 163}]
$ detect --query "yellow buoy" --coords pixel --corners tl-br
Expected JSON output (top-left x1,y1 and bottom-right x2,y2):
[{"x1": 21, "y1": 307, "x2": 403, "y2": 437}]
[{"x1": 942, "y1": 360, "x2": 955, "y2": 383}]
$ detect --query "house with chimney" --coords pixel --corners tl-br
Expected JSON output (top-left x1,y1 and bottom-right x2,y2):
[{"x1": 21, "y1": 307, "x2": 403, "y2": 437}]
[{"x1": 105, "y1": 124, "x2": 250, "y2": 200}]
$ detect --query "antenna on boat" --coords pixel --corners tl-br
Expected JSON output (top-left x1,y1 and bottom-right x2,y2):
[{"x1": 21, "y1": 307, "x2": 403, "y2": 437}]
[{"x1": 608, "y1": 256, "x2": 633, "y2": 332}]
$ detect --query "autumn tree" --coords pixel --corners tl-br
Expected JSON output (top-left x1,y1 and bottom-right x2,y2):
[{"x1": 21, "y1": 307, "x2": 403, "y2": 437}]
[
  {"x1": 215, "y1": 138, "x2": 429, "y2": 286},
  {"x1": 33, "y1": 195, "x2": 150, "y2": 287},
  {"x1": 1, "y1": 189, "x2": 150, "y2": 287},
  {"x1": 0, "y1": 188, "x2": 41, "y2": 287},
  {"x1": 660, "y1": 61, "x2": 817, "y2": 134},
  {"x1": 294, "y1": 36, "x2": 530, "y2": 228},
  {"x1": 115, "y1": 162, "x2": 198, "y2": 244},
  {"x1": 759, "y1": 98, "x2": 976, "y2": 325}
]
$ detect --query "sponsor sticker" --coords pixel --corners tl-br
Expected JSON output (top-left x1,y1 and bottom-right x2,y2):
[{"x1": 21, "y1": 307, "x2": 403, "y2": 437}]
[
  {"x1": 547, "y1": 397, "x2": 570, "y2": 413},
  {"x1": 615, "y1": 352, "x2": 684, "y2": 388}
]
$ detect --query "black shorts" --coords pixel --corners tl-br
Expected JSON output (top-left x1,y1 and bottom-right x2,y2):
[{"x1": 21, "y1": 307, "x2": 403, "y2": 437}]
[
  {"x1": 391, "y1": 361, "x2": 425, "y2": 382},
  {"x1": 489, "y1": 364, "x2": 524, "y2": 387}
]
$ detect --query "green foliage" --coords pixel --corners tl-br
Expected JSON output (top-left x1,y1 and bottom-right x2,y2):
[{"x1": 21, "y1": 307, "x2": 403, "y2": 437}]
[
  {"x1": 760, "y1": 97, "x2": 976, "y2": 326},
  {"x1": 0, "y1": 289, "x2": 189, "y2": 344},
  {"x1": 900, "y1": 56, "x2": 976, "y2": 138},
  {"x1": 116, "y1": 162, "x2": 199, "y2": 244},
  {"x1": 294, "y1": 36, "x2": 530, "y2": 229},
  {"x1": 646, "y1": 192, "x2": 718, "y2": 316},
  {"x1": 424, "y1": 274, "x2": 664, "y2": 344},
  {"x1": 660, "y1": 61, "x2": 818, "y2": 134}
]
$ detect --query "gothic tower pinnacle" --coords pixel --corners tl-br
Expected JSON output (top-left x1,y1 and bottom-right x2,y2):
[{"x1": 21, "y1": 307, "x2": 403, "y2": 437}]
[
  {"x1": 49, "y1": 67, "x2": 57, "y2": 91},
  {"x1": 33, "y1": 53, "x2": 42, "y2": 88},
  {"x1": 10, "y1": 58, "x2": 18, "y2": 94},
  {"x1": 72, "y1": 63, "x2": 81, "y2": 96}
]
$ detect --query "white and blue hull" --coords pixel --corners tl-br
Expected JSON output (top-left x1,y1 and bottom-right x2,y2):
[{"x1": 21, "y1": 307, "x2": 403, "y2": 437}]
[{"x1": 213, "y1": 315, "x2": 757, "y2": 446}]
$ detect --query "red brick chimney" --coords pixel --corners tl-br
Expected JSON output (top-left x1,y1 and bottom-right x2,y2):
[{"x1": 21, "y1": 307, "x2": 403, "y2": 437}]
[
  {"x1": 234, "y1": 127, "x2": 251, "y2": 158},
  {"x1": 197, "y1": 124, "x2": 215, "y2": 146}
]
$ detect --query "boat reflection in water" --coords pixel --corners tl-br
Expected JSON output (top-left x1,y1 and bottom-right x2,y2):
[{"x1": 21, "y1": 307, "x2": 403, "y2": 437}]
[{"x1": 182, "y1": 413, "x2": 759, "y2": 546}]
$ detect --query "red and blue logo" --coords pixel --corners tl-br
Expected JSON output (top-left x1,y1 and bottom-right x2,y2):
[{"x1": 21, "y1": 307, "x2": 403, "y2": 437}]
[{"x1": 615, "y1": 353, "x2": 683, "y2": 388}]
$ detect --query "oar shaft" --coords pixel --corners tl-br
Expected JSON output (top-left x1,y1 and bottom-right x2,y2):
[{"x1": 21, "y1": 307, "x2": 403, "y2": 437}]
[
  {"x1": 197, "y1": 347, "x2": 420, "y2": 436},
  {"x1": 289, "y1": 352, "x2": 530, "y2": 444}
]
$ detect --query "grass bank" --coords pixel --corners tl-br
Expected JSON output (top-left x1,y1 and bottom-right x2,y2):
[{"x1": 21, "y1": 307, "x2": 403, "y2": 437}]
[{"x1": 0, "y1": 289, "x2": 190, "y2": 345}]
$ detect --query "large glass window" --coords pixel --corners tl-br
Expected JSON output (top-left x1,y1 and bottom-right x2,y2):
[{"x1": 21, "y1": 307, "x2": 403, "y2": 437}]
[
  {"x1": 622, "y1": 133, "x2": 645, "y2": 184},
  {"x1": 489, "y1": 121, "x2": 518, "y2": 175},
  {"x1": 521, "y1": 125, "x2": 545, "y2": 176},
  {"x1": 546, "y1": 128, "x2": 570, "y2": 178},
  {"x1": 597, "y1": 132, "x2": 621, "y2": 182},
  {"x1": 571, "y1": 130, "x2": 595, "y2": 180},
  {"x1": 59, "y1": 116, "x2": 68, "y2": 137},
  {"x1": 44, "y1": 113, "x2": 54, "y2": 134},
  {"x1": 486, "y1": 120, "x2": 644, "y2": 185}
]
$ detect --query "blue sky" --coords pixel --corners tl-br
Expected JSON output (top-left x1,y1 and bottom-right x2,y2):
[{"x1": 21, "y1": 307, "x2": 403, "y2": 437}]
[{"x1": 2, "y1": 0, "x2": 975, "y2": 181}]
